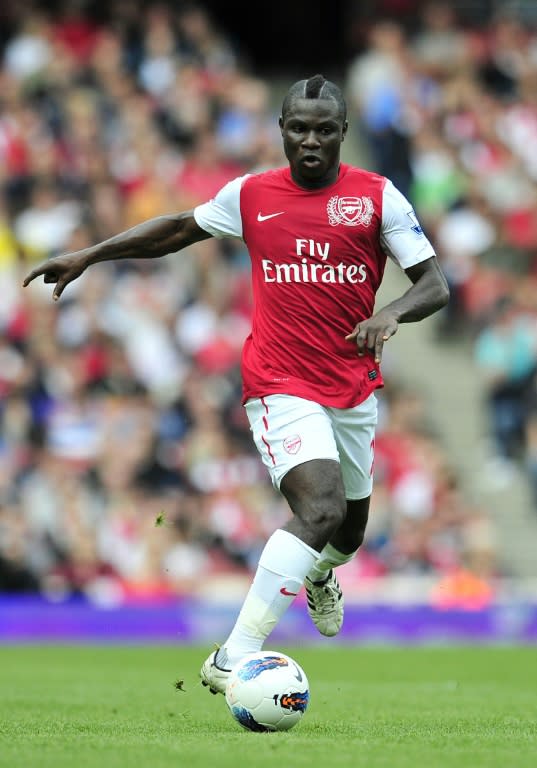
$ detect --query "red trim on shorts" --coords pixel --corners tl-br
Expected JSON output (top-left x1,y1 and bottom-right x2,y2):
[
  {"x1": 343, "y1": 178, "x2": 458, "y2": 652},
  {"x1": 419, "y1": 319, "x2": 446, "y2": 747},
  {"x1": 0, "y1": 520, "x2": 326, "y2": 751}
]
[
  {"x1": 262, "y1": 435, "x2": 276, "y2": 465},
  {"x1": 260, "y1": 397, "x2": 276, "y2": 465}
]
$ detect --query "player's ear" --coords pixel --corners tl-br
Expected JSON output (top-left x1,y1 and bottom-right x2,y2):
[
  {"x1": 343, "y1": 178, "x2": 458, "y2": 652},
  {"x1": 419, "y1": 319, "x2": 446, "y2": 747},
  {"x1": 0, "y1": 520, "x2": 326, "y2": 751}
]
[
  {"x1": 278, "y1": 115, "x2": 284, "y2": 133},
  {"x1": 341, "y1": 120, "x2": 348, "y2": 141}
]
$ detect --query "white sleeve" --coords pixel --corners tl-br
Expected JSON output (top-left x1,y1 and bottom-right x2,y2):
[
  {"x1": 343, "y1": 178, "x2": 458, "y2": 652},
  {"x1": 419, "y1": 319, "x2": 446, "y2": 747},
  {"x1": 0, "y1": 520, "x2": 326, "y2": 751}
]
[
  {"x1": 380, "y1": 180, "x2": 436, "y2": 269},
  {"x1": 193, "y1": 174, "x2": 250, "y2": 239}
]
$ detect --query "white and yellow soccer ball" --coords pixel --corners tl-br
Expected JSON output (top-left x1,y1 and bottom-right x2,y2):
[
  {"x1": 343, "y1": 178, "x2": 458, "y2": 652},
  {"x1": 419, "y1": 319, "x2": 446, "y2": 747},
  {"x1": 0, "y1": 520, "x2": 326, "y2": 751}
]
[{"x1": 225, "y1": 651, "x2": 310, "y2": 732}]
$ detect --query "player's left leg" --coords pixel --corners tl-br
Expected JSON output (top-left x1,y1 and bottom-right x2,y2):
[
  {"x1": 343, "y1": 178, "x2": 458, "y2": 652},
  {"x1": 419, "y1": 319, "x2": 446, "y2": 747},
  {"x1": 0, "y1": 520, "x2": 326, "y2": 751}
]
[
  {"x1": 304, "y1": 393, "x2": 377, "y2": 636},
  {"x1": 309, "y1": 495, "x2": 370, "y2": 573},
  {"x1": 304, "y1": 496, "x2": 369, "y2": 636}
]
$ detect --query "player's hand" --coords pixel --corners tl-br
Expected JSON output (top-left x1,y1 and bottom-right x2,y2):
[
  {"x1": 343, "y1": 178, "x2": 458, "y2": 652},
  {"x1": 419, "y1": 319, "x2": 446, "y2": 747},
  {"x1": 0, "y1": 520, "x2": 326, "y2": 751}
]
[
  {"x1": 345, "y1": 309, "x2": 399, "y2": 363},
  {"x1": 22, "y1": 251, "x2": 90, "y2": 301}
]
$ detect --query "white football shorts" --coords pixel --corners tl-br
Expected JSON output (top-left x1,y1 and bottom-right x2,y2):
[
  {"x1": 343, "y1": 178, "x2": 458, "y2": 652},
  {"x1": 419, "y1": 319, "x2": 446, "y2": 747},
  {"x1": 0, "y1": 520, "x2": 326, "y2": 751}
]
[{"x1": 244, "y1": 392, "x2": 377, "y2": 499}]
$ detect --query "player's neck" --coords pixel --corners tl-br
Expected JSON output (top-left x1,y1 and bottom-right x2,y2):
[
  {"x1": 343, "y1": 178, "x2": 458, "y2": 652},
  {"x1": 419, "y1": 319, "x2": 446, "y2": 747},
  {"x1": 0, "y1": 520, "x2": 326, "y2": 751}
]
[{"x1": 289, "y1": 164, "x2": 342, "y2": 191}]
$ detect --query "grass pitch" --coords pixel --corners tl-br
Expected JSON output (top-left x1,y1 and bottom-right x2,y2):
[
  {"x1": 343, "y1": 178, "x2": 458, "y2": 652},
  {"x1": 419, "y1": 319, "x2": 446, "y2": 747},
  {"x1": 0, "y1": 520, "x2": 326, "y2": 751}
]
[{"x1": 0, "y1": 645, "x2": 536, "y2": 768}]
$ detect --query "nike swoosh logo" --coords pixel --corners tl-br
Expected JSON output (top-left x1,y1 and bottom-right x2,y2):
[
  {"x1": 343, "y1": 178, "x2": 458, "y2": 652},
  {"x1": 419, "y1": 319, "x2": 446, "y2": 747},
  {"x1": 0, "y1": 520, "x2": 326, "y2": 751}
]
[
  {"x1": 257, "y1": 211, "x2": 285, "y2": 222},
  {"x1": 279, "y1": 587, "x2": 298, "y2": 597},
  {"x1": 292, "y1": 663, "x2": 303, "y2": 682}
]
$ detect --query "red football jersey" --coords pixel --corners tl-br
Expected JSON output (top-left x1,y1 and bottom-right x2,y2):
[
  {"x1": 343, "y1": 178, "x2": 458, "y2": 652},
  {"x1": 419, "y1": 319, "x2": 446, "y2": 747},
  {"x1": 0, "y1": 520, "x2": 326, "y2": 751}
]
[{"x1": 194, "y1": 163, "x2": 435, "y2": 408}]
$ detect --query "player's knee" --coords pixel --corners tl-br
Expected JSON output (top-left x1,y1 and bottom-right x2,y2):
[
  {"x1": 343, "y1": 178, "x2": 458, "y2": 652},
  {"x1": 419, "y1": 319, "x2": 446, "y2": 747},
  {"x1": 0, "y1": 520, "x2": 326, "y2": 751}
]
[
  {"x1": 306, "y1": 494, "x2": 347, "y2": 537},
  {"x1": 280, "y1": 459, "x2": 347, "y2": 539}
]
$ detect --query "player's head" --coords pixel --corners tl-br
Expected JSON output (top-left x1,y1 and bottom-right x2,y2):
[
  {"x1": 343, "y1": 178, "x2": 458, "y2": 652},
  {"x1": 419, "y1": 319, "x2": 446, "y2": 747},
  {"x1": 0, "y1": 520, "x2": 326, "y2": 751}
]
[
  {"x1": 281, "y1": 74, "x2": 347, "y2": 124},
  {"x1": 279, "y1": 74, "x2": 348, "y2": 189}
]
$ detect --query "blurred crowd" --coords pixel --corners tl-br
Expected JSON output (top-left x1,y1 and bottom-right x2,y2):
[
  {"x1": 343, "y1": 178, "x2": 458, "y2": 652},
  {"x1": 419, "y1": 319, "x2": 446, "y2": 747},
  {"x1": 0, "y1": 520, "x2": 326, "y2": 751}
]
[
  {"x1": 0, "y1": 0, "x2": 515, "y2": 605},
  {"x1": 346, "y1": 1, "x2": 537, "y2": 508}
]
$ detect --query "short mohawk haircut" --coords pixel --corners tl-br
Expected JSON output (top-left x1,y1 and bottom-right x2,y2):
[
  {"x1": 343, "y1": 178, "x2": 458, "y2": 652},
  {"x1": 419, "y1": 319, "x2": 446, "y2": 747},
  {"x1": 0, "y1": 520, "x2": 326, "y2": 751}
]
[{"x1": 281, "y1": 74, "x2": 347, "y2": 122}]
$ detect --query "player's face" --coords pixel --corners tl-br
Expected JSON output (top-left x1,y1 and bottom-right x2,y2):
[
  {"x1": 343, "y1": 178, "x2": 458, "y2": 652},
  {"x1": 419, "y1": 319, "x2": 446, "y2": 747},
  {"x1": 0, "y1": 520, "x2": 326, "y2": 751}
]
[{"x1": 279, "y1": 99, "x2": 347, "y2": 189}]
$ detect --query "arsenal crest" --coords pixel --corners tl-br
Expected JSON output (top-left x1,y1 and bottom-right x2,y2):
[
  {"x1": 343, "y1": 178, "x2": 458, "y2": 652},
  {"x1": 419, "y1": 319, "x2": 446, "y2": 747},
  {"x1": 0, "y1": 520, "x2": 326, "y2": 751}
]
[{"x1": 327, "y1": 195, "x2": 374, "y2": 227}]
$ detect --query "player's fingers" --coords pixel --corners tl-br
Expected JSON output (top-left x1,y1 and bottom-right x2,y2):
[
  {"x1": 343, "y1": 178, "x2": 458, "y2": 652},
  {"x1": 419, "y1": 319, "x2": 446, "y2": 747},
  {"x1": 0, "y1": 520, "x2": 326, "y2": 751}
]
[
  {"x1": 374, "y1": 335, "x2": 387, "y2": 363},
  {"x1": 374, "y1": 330, "x2": 396, "y2": 363},
  {"x1": 22, "y1": 267, "x2": 46, "y2": 287},
  {"x1": 355, "y1": 330, "x2": 368, "y2": 355},
  {"x1": 346, "y1": 328, "x2": 367, "y2": 354},
  {"x1": 53, "y1": 279, "x2": 68, "y2": 301}
]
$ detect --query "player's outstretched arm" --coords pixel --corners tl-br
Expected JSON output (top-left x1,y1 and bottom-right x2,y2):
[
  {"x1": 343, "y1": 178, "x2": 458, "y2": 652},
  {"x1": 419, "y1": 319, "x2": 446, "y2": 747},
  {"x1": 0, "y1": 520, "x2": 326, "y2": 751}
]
[
  {"x1": 346, "y1": 256, "x2": 450, "y2": 363},
  {"x1": 22, "y1": 211, "x2": 211, "y2": 301}
]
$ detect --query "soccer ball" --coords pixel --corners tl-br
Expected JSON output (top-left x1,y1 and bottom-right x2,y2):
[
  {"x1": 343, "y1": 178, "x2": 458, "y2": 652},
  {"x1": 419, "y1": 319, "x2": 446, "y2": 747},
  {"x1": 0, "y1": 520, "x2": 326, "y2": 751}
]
[{"x1": 225, "y1": 651, "x2": 309, "y2": 732}]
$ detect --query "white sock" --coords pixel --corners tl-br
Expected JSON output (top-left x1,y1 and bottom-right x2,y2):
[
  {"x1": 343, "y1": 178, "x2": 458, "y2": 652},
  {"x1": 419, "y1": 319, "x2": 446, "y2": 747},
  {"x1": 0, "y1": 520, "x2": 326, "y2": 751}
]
[
  {"x1": 218, "y1": 529, "x2": 319, "y2": 668},
  {"x1": 307, "y1": 542, "x2": 356, "y2": 583}
]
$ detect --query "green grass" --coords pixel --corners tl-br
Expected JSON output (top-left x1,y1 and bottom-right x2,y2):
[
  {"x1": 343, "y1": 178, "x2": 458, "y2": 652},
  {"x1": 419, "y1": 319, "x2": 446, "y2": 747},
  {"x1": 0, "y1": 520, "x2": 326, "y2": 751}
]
[{"x1": 0, "y1": 646, "x2": 536, "y2": 768}]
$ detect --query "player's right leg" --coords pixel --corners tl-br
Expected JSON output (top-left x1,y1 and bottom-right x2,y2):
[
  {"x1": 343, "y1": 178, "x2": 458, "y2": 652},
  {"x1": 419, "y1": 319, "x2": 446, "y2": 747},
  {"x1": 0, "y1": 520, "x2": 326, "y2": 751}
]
[
  {"x1": 200, "y1": 459, "x2": 345, "y2": 694},
  {"x1": 200, "y1": 649, "x2": 233, "y2": 695},
  {"x1": 199, "y1": 396, "x2": 346, "y2": 693}
]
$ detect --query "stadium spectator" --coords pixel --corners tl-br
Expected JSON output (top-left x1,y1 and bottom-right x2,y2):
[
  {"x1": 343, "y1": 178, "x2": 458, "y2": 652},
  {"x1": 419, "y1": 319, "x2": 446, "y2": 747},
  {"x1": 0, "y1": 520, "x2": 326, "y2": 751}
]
[{"x1": 474, "y1": 296, "x2": 537, "y2": 463}]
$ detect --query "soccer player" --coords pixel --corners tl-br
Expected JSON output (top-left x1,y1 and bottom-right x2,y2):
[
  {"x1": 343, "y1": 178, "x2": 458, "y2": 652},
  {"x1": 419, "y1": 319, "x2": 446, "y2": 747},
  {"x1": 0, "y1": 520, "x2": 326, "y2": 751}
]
[{"x1": 23, "y1": 74, "x2": 449, "y2": 693}]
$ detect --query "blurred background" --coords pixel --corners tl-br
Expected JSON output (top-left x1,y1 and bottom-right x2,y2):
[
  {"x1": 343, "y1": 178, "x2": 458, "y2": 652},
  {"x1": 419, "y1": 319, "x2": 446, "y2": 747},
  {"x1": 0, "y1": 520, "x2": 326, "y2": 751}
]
[{"x1": 1, "y1": 0, "x2": 537, "y2": 644}]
